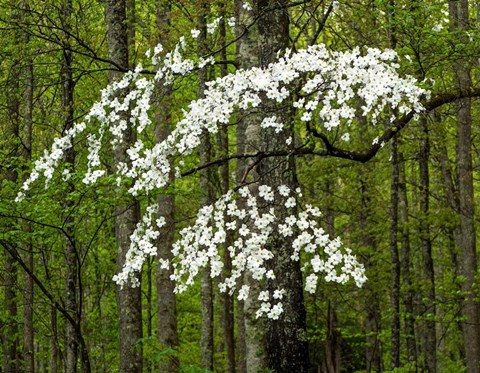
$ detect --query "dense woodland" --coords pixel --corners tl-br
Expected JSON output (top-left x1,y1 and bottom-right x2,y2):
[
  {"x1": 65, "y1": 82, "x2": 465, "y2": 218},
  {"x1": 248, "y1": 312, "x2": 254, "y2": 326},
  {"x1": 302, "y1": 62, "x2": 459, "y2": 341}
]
[{"x1": 2, "y1": 0, "x2": 480, "y2": 372}]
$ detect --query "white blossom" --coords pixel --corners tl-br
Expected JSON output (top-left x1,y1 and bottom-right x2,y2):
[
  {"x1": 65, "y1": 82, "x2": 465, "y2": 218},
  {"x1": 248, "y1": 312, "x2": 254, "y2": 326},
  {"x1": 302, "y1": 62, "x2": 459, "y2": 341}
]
[{"x1": 18, "y1": 30, "x2": 430, "y2": 319}]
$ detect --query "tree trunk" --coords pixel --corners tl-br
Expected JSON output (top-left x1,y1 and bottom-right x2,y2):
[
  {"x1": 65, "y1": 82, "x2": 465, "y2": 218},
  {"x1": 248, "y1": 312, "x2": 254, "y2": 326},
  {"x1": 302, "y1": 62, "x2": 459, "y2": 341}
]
[
  {"x1": 254, "y1": 1, "x2": 309, "y2": 371},
  {"x1": 323, "y1": 187, "x2": 341, "y2": 373},
  {"x1": 398, "y1": 152, "x2": 417, "y2": 369},
  {"x1": 22, "y1": 20, "x2": 35, "y2": 373},
  {"x1": 51, "y1": 305, "x2": 59, "y2": 373},
  {"x1": 155, "y1": 2, "x2": 179, "y2": 372},
  {"x1": 386, "y1": 6, "x2": 401, "y2": 369},
  {"x1": 418, "y1": 116, "x2": 437, "y2": 373},
  {"x1": 449, "y1": 2, "x2": 480, "y2": 372},
  {"x1": 105, "y1": 1, "x2": 143, "y2": 371},
  {"x1": 60, "y1": 2, "x2": 79, "y2": 371},
  {"x1": 389, "y1": 136, "x2": 401, "y2": 369},
  {"x1": 197, "y1": 3, "x2": 215, "y2": 370},
  {"x1": 3, "y1": 4, "x2": 21, "y2": 369},
  {"x1": 234, "y1": 1, "x2": 265, "y2": 371},
  {"x1": 436, "y1": 123, "x2": 465, "y2": 359},
  {"x1": 218, "y1": 5, "x2": 235, "y2": 372}
]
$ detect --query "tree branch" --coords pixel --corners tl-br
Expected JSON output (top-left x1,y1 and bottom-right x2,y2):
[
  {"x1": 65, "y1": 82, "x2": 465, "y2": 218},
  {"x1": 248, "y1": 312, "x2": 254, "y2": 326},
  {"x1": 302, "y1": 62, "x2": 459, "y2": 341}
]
[{"x1": 308, "y1": 88, "x2": 480, "y2": 163}]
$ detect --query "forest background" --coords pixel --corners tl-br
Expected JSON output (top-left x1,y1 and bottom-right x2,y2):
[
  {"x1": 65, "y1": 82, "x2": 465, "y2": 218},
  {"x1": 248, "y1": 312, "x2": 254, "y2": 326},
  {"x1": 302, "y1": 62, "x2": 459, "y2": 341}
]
[{"x1": 1, "y1": 0, "x2": 480, "y2": 372}]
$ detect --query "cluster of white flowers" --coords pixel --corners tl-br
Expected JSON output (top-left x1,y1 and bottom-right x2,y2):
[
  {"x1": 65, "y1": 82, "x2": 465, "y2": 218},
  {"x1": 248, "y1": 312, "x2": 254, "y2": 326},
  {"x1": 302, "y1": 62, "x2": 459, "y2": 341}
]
[
  {"x1": 17, "y1": 30, "x2": 429, "y2": 317},
  {"x1": 18, "y1": 39, "x2": 428, "y2": 201},
  {"x1": 114, "y1": 185, "x2": 366, "y2": 318},
  {"x1": 112, "y1": 204, "x2": 165, "y2": 287}
]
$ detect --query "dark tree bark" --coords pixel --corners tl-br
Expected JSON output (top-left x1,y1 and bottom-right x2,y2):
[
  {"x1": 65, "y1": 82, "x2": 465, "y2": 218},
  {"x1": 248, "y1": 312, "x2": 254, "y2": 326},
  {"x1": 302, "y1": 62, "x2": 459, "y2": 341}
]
[
  {"x1": 449, "y1": 2, "x2": 480, "y2": 372},
  {"x1": 418, "y1": 116, "x2": 437, "y2": 373},
  {"x1": 323, "y1": 186, "x2": 341, "y2": 373},
  {"x1": 234, "y1": 0, "x2": 265, "y2": 371},
  {"x1": 197, "y1": 3, "x2": 215, "y2": 370},
  {"x1": 436, "y1": 121, "x2": 465, "y2": 358},
  {"x1": 59, "y1": 2, "x2": 79, "y2": 371},
  {"x1": 22, "y1": 34, "x2": 35, "y2": 373},
  {"x1": 3, "y1": 4, "x2": 21, "y2": 370},
  {"x1": 359, "y1": 177, "x2": 382, "y2": 373},
  {"x1": 389, "y1": 136, "x2": 401, "y2": 370},
  {"x1": 386, "y1": 5, "x2": 401, "y2": 369},
  {"x1": 254, "y1": 1, "x2": 309, "y2": 371},
  {"x1": 398, "y1": 152, "x2": 417, "y2": 369},
  {"x1": 218, "y1": 5, "x2": 235, "y2": 372},
  {"x1": 154, "y1": 1, "x2": 179, "y2": 372},
  {"x1": 50, "y1": 305, "x2": 59, "y2": 373},
  {"x1": 105, "y1": 1, "x2": 143, "y2": 371}
]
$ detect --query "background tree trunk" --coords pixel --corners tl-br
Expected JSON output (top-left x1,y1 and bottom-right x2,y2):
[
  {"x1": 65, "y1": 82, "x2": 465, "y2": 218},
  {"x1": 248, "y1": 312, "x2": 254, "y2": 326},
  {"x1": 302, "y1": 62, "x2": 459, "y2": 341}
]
[
  {"x1": 154, "y1": 1, "x2": 179, "y2": 372},
  {"x1": 105, "y1": 1, "x2": 143, "y2": 371},
  {"x1": 389, "y1": 136, "x2": 401, "y2": 369},
  {"x1": 197, "y1": 3, "x2": 215, "y2": 370},
  {"x1": 449, "y1": 2, "x2": 480, "y2": 372},
  {"x1": 235, "y1": 0, "x2": 265, "y2": 371},
  {"x1": 398, "y1": 152, "x2": 417, "y2": 369},
  {"x1": 418, "y1": 116, "x2": 437, "y2": 373},
  {"x1": 60, "y1": 1, "x2": 79, "y2": 371},
  {"x1": 3, "y1": 3, "x2": 21, "y2": 370}
]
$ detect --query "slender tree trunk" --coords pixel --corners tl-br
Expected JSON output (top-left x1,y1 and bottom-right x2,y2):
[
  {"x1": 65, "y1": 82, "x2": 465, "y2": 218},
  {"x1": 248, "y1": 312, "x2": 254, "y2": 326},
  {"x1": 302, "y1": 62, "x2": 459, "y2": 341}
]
[
  {"x1": 196, "y1": 3, "x2": 215, "y2": 370},
  {"x1": 105, "y1": 1, "x2": 143, "y2": 371},
  {"x1": 398, "y1": 152, "x2": 417, "y2": 370},
  {"x1": 3, "y1": 4, "x2": 21, "y2": 369},
  {"x1": 417, "y1": 116, "x2": 437, "y2": 373},
  {"x1": 4, "y1": 250, "x2": 19, "y2": 373},
  {"x1": 436, "y1": 124, "x2": 465, "y2": 358},
  {"x1": 60, "y1": 2, "x2": 80, "y2": 371},
  {"x1": 323, "y1": 185, "x2": 340, "y2": 373},
  {"x1": 154, "y1": 3, "x2": 179, "y2": 372},
  {"x1": 386, "y1": 5, "x2": 401, "y2": 369},
  {"x1": 51, "y1": 305, "x2": 59, "y2": 373},
  {"x1": 236, "y1": 299, "x2": 247, "y2": 373},
  {"x1": 218, "y1": 5, "x2": 235, "y2": 372},
  {"x1": 234, "y1": 0, "x2": 265, "y2": 371},
  {"x1": 449, "y1": 2, "x2": 480, "y2": 372},
  {"x1": 20, "y1": 4, "x2": 34, "y2": 372},
  {"x1": 389, "y1": 136, "x2": 401, "y2": 369},
  {"x1": 360, "y1": 180, "x2": 382, "y2": 373},
  {"x1": 357, "y1": 121, "x2": 381, "y2": 373}
]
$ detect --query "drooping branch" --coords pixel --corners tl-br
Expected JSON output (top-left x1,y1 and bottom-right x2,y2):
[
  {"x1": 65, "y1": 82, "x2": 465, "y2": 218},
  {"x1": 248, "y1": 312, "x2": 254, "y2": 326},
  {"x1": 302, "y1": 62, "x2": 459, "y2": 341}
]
[{"x1": 308, "y1": 87, "x2": 480, "y2": 163}]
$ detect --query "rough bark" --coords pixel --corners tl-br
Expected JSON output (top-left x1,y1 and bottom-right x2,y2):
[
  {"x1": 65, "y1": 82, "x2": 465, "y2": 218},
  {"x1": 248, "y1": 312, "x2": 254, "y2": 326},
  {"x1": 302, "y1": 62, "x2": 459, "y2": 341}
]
[
  {"x1": 436, "y1": 123, "x2": 465, "y2": 355},
  {"x1": 105, "y1": 1, "x2": 143, "y2": 371},
  {"x1": 59, "y1": 2, "x2": 80, "y2": 371},
  {"x1": 386, "y1": 5, "x2": 401, "y2": 368},
  {"x1": 218, "y1": 5, "x2": 235, "y2": 371},
  {"x1": 357, "y1": 162, "x2": 382, "y2": 373},
  {"x1": 389, "y1": 136, "x2": 401, "y2": 369},
  {"x1": 3, "y1": 4, "x2": 21, "y2": 369},
  {"x1": 449, "y1": 2, "x2": 480, "y2": 372},
  {"x1": 418, "y1": 116, "x2": 436, "y2": 373},
  {"x1": 154, "y1": 2, "x2": 179, "y2": 372},
  {"x1": 50, "y1": 305, "x2": 59, "y2": 373},
  {"x1": 4, "y1": 248, "x2": 19, "y2": 373},
  {"x1": 398, "y1": 152, "x2": 417, "y2": 368},
  {"x1": 22, "y1": 24, "x2": 35, "y2": 373},
  {"x1": 254, "y1": 1, "x2": 309, "y2": 371},
  {"x1": 323, "y1": 188, "x2": 341, "y2": 373},
  {"x1": 196, "y1": 3, "x2": 215, "y2": 370},
  {"x1": 234, "y1": 0, "x2": 265, "y2": 371}
]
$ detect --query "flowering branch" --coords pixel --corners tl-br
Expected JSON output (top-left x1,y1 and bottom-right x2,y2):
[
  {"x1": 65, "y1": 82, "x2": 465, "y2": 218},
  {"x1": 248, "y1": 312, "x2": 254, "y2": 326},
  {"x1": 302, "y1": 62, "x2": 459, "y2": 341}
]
[
  {"x1": 17, "y1": 29, "x2": 439, "y2": 317},
  {"x1": 306, "y1": 88, "x2": 480, "y2": 163}
]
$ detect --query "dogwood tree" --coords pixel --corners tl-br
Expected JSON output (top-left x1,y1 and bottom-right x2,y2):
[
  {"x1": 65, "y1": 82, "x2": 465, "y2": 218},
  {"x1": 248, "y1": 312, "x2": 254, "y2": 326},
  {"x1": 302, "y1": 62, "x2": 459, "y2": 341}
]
[{"x1": 17, "y1": 28, "x2": 430, "y2": 319}]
